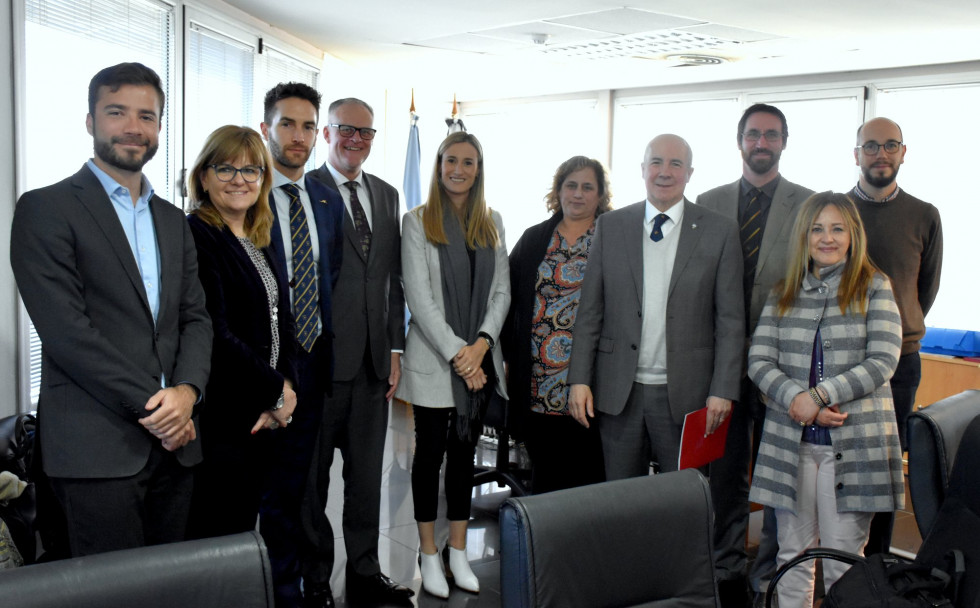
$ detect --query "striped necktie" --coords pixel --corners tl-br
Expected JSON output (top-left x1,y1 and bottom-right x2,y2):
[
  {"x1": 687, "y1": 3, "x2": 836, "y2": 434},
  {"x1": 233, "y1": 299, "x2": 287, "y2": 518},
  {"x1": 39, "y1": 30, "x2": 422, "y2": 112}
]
[
  {"x1": 345, "y1": 181, "x2": 372, "y2": 258},
  {"x1": 741, "y1": 188, "x2": 763, "y2": 282},
  {"x1": 283, "y1": 183, "x2": 320, "y2": 352}
]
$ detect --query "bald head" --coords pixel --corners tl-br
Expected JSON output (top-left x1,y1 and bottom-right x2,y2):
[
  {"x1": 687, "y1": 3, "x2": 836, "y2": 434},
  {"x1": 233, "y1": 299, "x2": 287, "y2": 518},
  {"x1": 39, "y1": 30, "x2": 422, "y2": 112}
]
[
  {"x1": 856, "y1": 117, "x2": 903, "y2": 144},
  {"x1": 641, "y1": 134, "x2": 694, "y2": 211}
]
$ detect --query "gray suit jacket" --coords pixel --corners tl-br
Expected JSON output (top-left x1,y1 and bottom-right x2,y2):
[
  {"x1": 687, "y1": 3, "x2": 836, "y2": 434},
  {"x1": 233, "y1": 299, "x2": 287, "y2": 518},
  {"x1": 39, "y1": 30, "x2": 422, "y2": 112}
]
[
  {"x1": 308, "y1": 164, "x2": 405, "y2": 382},
  {"x1": 396, "y1": 207, "x2": 510, "y2": 408},
  {"x1": 10, "y1": 165, "x2": 212, "y2": 478},
  {"x1": 567, "y1": 200, "x2": 744, "y2": 424},
  {"x1": 696, "y1": 177, "x2": 813, "y2": 334}
]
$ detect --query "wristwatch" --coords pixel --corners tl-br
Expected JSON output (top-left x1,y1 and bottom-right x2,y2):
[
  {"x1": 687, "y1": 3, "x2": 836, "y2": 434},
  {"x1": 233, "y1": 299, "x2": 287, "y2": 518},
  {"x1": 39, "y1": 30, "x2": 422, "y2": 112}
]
[{"x1": 479, "y1": 331, "x2": 495, "y2": 350}]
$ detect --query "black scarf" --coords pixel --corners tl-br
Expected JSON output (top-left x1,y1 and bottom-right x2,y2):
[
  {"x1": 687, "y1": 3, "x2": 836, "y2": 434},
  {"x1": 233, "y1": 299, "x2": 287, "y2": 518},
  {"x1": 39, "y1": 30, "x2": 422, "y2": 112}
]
[{"x1": 437, "y1": 204, "x2": 495, "y2": 440}]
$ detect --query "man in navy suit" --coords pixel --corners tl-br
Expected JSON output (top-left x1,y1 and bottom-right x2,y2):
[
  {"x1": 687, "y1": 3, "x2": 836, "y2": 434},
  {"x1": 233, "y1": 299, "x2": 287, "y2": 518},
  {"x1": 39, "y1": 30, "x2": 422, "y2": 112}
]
[
  {"x1": 10, "y1": 63, "x2": 212, "y2": 557},
  {"x1": 258, "y1": 82, "x2": 344, "y2": 608}
]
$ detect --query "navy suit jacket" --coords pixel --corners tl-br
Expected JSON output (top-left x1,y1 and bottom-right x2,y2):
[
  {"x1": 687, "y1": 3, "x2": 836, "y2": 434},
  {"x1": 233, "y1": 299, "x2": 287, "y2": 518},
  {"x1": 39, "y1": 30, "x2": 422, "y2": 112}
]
[{"x1": 267, "y1": 174, "x2": 345, "y2": 384}]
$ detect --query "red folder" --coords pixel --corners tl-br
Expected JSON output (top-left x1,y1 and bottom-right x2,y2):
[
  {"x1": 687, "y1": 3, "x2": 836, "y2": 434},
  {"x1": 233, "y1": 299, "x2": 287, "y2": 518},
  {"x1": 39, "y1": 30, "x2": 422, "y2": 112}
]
[{"x1": 678, "y1": 406, "x2": 731, "y2": 470}]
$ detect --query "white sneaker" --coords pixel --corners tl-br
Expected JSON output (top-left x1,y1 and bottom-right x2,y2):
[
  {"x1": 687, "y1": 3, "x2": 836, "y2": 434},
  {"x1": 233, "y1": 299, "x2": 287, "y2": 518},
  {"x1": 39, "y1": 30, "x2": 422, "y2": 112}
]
[
  {"x1": 419, "y1": 550, "x2": 449, "y2": 598},
  {"x1": 448, "y1": 546, "x2": 480, "y2": 594}
]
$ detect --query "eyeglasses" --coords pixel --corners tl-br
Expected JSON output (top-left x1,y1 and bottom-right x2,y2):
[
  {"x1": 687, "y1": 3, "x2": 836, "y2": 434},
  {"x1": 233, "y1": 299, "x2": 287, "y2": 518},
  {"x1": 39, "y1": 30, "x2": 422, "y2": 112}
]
[
  {"x1": 209, "y1": 164, "x2": 264, "y2": 183},
  {"x1": 327, "y1": 123, "x2": 377, "y2": 140},
  {"x1": 742, "y1": 129, "x2": 783, "y2": 143},
  {"x1": 856, "y1": 140, "x2": 903, "y2": 155}
]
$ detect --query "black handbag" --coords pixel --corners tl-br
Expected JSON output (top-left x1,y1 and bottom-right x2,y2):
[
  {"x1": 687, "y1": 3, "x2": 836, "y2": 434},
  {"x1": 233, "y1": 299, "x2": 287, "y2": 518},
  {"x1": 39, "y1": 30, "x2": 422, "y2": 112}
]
[{"x1": 0, "y1": 413, "x2": 37, "y2": 564}]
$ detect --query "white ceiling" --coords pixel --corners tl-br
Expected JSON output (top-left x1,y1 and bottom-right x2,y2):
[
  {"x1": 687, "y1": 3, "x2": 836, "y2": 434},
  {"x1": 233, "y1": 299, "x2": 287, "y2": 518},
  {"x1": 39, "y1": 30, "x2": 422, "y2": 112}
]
[{"x1": 224, "y1": 0, "x2": 980, "y2": 99}]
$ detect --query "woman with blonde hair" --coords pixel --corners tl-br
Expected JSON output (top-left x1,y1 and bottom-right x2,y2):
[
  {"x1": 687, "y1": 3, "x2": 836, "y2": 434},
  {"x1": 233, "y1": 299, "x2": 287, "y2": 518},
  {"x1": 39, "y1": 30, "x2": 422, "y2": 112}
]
[
  {"x1": 185, "y1": 125, "x2": 298, "y2": 538},
  {"x1": 748, "y1": 192, "x2": 904, "y2": 608},
  {"x1": 396, "y1": 132, "x2": 510, "y2": 597}
]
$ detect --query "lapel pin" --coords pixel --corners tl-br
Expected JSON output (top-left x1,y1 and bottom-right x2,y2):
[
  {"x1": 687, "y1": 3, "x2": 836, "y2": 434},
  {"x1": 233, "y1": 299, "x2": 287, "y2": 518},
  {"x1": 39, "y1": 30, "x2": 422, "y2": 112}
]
[{"x1": 691, "y1": 223, "x2": 698, "y2": 229}]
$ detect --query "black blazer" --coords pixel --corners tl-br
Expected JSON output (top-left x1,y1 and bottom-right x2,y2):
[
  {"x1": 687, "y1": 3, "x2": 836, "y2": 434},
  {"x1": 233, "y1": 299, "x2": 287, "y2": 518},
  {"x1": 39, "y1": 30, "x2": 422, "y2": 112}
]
[
  {"x1": 10, "y1": 164, "x2": 213, "y2": 478},
  {"x1": 502, "y1": 212, "x2": 564, "y2": 434},
  {"x1": 187, "y1": 214, "x2": 299, "y2": 445},
  {"x1": 307, "y1": 164, "x2": 405, "y2": 382}
]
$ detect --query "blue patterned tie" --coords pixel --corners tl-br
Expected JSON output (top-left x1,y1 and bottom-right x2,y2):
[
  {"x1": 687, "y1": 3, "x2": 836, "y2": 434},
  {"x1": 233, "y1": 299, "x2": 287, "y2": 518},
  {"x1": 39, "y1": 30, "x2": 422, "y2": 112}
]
[
  {"x1": 650, "y1": 213, "x2": 669, "y2": 242},
  {"x1": 283, "y1": 183, "x2": 320, "y2": 352}
]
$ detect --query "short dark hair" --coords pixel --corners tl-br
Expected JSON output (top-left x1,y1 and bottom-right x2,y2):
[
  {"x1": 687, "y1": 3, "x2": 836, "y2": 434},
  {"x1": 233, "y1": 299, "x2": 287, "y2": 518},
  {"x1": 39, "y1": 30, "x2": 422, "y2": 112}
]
[
  {"x1": 327, "y1": 98, "x2": 374, "y2": 119},
  {"x1": 264, "y1": 82, "x2": 322, "y2": 124},
  {"x1": 737, "y1": 103, "x2": 788, "y2": 144},
  {"x1": 88, "y1": 62, "x2": 165, "y2": 118}
]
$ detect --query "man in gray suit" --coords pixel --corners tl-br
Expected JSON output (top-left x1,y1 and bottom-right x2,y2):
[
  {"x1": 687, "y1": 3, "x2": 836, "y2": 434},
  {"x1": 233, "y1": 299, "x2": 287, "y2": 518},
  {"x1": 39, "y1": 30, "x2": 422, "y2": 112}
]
[
  {"x1": 697, "y1": 103, "x2": 814, "y2": 607},
  {"x1": 10, "y1": 63, "x2": 212, "y2": 557},
  {"x1": 568, "y1": 134, "x2": 743, "y2": 482},
  {"x1": 302, "y1": 98, "x2": 411, "y2": 605}
]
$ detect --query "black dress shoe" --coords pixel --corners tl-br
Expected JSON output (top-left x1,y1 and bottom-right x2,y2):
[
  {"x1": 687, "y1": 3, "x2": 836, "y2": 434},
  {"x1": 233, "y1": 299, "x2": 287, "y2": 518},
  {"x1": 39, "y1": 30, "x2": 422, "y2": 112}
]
[
  {"x1": 718, "y1": 577, "x2": 751, "y2": 608},
  {"x1": 347, "y1": 572, "x2": 415, "y2": 603},
  {"x1": 303, "y1": 583, "x2": 336, "y2": 608}
]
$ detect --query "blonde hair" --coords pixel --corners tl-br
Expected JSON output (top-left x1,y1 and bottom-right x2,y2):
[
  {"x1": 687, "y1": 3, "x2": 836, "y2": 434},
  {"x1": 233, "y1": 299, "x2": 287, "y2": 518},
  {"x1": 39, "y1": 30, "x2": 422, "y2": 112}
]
[
  {"x1": 544, "y1": 155, "x2": 612, "y2": 216},
  {"x1": 187, "y1": 125, "x2": 275, "y2": 248},
  {"x1": 420, "y1": 132, "x2": 498, "y2": 249},
  {"x1": 776, "y1": 192, "x2": 878, "y2": 317}
]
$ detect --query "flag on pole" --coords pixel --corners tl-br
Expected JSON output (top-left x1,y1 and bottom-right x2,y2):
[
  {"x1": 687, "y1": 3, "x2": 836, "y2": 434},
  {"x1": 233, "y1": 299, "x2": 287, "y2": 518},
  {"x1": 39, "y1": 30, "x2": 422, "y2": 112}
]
[
  {"x1": 446, "y1": 93, "x2": 466, "y2": 134},
  {"x1": 404, "y1": 110, "x2": 422, "y2": 211}
]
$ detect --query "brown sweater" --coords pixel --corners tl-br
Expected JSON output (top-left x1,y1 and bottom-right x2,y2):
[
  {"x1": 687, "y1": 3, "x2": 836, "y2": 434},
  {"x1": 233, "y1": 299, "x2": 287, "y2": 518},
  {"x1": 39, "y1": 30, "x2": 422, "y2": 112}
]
[{"x1": 852, "y1": 188, "x2": 943, "y2": 354}]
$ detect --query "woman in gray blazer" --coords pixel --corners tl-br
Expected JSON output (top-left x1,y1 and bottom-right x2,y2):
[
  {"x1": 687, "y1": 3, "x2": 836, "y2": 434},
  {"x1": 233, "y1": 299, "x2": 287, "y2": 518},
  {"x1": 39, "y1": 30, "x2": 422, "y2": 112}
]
[
  {"x1": 748, "y1": 193, "x2": 904, "y2": 608},
  {"x1": 396, "y1": 132, "x2": 510, "y2": 598}
]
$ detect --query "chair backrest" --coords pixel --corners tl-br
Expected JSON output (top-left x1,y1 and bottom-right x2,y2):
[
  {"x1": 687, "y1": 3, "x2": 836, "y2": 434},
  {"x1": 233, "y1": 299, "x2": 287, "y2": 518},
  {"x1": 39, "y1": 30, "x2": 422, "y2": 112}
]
[
  {"x1": 906, "y1": 389, "x2": 980, "y2": 537},
  {"x1": 914, "y1": 414, "x2": 980, "y2": 608},
  {"x1": 0, "y1": 531, "x2": 274, "y2": 608},
  {"x1": 499, "y1": 469, "x2": 717, "y2": 608}
]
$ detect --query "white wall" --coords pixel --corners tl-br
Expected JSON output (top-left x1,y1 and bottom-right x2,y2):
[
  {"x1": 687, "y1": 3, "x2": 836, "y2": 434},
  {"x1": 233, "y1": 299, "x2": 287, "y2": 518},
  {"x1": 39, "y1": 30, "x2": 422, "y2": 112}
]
[{"x1": 2, "y1": 1, "x2": 20, "y2": 418}]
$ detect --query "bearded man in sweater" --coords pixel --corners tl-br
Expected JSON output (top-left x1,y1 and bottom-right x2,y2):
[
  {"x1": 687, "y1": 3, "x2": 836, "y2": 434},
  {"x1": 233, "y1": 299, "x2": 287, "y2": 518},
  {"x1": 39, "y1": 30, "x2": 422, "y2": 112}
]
[{"x1": 851, "y1": 116, "x2": 943, "y2": 555}]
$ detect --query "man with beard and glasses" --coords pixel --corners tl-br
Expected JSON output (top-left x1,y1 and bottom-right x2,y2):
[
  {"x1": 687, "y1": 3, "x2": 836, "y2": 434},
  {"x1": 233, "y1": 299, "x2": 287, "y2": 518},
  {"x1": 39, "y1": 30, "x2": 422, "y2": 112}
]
[
  {"x1": 258, "y1": 82, "x2": 345, "y2": 608},
  {"x1": 10, "y1": 63, "x2": 212, "y2": 556},
  {"x1": 697, "y1": 103, "x2": 814, "y2": 608},
  {"x1": 852, "y1": 117, "x2": 943, "y2": 557}
]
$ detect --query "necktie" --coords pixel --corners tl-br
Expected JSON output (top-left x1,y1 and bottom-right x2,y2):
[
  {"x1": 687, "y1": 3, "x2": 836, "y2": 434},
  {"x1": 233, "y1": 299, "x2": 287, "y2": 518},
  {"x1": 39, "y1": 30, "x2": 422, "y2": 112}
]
[
  {"x1": 741, "y1": 188, "x2": 763, "y2": 284},
  {"x1": 650, "y1": 213, "x2": 669, "y2": 242},
  {"x1": 345, "y1": 181, "x2": 372, "y2": 258},
  {"x1": 283, "y1": 183, "x2": 320, "y2": 352}
]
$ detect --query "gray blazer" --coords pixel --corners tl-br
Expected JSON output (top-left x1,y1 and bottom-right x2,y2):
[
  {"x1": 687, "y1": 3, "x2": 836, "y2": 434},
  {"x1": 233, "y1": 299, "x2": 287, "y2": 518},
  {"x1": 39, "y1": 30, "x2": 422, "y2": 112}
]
[
  {"x1": 308, "y1": 164, "x2": 405, "y2": 381},
  {"x1": 396, "y1": 207, "x2": 510, "y2": 408},
  {"x1": 696, "y1": 177, "x2": 814, "y2": 334},
  {"x1": 567, "y1": 200, "x2": 744, "y2": 424},
  {"x1": 10, "y1": 165, "x2": 212, "y2": 478}
]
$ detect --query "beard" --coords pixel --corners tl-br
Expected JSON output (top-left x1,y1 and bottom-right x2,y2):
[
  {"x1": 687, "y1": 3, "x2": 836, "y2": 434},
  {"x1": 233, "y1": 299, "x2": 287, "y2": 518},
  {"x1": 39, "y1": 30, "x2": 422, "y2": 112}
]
[
  {"x1": 269, "y1": 138, "x2": 309, "y2": 169},
  {"x1": 742, "y1": 148, "x2": 781, "y2": 175},
  {"x1": 93, "y1": 134, "x2": 158, "y2": 172},
  {"x1": 862, "y1": 162, "x2": 900, "y2": 188}
]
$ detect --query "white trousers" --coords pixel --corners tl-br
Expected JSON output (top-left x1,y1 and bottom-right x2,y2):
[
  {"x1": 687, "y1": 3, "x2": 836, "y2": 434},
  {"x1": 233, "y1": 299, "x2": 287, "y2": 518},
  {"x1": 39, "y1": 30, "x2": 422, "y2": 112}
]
[{"x1": 774, "y1": 443, "x2": 873, "y2": 608}]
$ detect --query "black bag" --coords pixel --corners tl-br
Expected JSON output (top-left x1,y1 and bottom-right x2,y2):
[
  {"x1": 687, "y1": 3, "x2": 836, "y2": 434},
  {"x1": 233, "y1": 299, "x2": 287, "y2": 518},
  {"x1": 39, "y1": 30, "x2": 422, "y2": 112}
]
[
  {"x1": 824, "y1": 551, "x2": 964, "y2": 608},
  {"x1": 767, "y1": 547, "x2": 964, "y2": 608}
]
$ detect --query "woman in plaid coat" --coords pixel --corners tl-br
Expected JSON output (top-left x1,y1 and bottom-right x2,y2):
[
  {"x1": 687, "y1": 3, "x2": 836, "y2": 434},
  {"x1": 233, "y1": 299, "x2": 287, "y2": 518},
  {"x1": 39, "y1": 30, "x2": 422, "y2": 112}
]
[{"x1": 748, "y1": 192, "x2": 905, "y2": 608}]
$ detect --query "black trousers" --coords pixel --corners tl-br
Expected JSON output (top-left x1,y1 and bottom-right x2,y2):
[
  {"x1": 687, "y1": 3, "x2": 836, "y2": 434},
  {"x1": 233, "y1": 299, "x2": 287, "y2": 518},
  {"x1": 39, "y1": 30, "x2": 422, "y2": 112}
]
[
  {"x1": 412, "y1": 405, "x2": 478, "y2": 522},
  {"x1": 866, "y1": 351, "x2": 921, "y2": 556},
  {"x1": 524, "y1": 411, "x2": 604, "y2": 494},
  {"x1": 50, "y1": 441, "x2": 193, "y2": 557}
]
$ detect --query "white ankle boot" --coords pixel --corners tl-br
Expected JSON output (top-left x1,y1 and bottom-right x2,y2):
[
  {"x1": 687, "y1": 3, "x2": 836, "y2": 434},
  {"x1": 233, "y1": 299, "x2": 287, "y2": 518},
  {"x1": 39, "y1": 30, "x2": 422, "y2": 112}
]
[
  {"x1": 448, "y1": 546, "x2": 480, "y2": 593},
  {"x1": 419, "y1": 549, "x2": 449, "y2": 598}
]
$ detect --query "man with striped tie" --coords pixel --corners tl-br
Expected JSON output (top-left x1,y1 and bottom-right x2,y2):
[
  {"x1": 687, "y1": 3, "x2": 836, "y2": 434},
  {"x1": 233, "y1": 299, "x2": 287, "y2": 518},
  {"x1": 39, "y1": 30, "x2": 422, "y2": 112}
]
[
  {"x1": 697, "y1": 103, "x2": 814, "y2": 608},
  {"x1": 259, "y1": 82, "x2": 345, "y2": 608}
]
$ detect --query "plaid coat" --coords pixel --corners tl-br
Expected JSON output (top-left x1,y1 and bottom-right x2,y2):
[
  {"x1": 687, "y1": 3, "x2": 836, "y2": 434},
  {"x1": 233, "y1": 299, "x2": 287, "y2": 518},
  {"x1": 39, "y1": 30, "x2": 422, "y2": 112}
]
[{"x1": 748, "y1": 263, "x2": 905, "y2": 513}]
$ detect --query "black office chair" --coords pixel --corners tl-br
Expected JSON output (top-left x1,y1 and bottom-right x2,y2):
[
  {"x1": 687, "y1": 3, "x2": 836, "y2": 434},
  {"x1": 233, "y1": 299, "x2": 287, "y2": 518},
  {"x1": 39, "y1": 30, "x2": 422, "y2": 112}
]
[
  {"x1": 906, "y1": 389, "x2": 980, "y2": 537},
  {"x1": 499, "y1": 469, "x2": 718, "y2": 608}
]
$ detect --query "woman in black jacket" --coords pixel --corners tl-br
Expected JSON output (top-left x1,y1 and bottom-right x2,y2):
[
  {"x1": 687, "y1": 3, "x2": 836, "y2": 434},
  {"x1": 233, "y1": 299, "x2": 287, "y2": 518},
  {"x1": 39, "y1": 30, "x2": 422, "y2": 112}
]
[
  {"x1": 185, "y1": 125, "x2": 298, "y2": 537},
  {"x1": 503, "y1": 156, "x2": 611, "y2": 494}
]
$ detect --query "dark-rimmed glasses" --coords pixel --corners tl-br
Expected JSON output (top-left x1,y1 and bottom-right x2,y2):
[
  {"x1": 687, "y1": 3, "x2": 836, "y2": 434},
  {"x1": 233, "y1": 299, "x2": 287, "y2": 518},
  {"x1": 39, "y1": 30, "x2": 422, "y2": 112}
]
[
  {"x1": 327, "y1": 123, "x2": 377, "y2": 140},
  {"x1": 209, "y1": 164, "x2": 264, "y2": 183},
  {"x1": 742, "y1": 129, "x2": 783, "y2": 143},
  {"x1": 856, "y1": 140, "x2": 903, "y2": 155}
]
